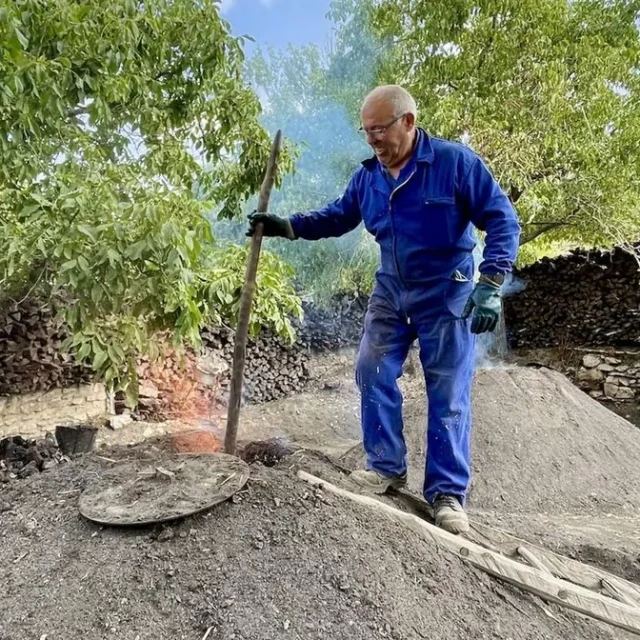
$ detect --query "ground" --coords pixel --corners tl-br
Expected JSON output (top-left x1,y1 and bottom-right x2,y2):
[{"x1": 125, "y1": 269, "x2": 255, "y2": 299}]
[{"x1": 2, "y1": 350, "x2": 640, "y2": 639}]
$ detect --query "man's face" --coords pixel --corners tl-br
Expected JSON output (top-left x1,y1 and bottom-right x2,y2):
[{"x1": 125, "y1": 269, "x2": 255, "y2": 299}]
[{"x1": 361, "y1": 98, "x2": 414, "y2": 168}]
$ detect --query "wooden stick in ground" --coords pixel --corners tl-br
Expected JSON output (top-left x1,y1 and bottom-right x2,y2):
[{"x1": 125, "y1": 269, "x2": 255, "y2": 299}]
[
  {"x1": 224, "y1": 130, "x2": 282, "y2": 456},
  {"x1": 297, "y1": 470, "x2": 640, "y2": 637}
]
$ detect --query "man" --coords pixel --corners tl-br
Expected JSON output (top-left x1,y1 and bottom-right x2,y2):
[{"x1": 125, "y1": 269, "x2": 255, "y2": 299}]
[{"x1": 248, "y1": 85, "x2": 521, "y2": 534}]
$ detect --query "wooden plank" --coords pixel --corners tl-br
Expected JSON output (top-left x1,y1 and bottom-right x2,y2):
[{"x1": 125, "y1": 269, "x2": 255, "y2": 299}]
[
  {"x1": 603, "y1": 579, "x2": 639, "y2": 608},
  {"x1": 468, "y1": 521, "x2": 640, "y2": 607},
  {"x1": 298, "y1": 470, "x2": 640, "y2": 637},
  {"x1": 517, "y1": 546, "x2": 552, "y2": 575},
  {"x1": 389, "y1": 483, "x2": 640, "y2": 607},
  {"x1": 326, "y1": 456, "x2": 640, "y2": 607}
]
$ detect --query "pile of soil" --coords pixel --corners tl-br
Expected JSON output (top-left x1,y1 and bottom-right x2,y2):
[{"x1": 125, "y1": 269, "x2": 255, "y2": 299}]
[
  {"x1": 469, "y1": 366, "x2": 640, "y2": 514},
  {"x1": 0, "y1": 446, "x2": 616, "y2": 640}
]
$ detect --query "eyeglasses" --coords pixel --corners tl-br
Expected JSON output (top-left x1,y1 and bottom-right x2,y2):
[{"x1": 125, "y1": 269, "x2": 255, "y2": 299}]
[{"x1": 359, "y1": 113, "x2": 406, "y2": 140}]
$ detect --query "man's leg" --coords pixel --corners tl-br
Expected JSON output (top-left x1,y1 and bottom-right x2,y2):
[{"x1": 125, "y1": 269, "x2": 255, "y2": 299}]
[
  {"x1": 417, "y1": 316, "x2": 475, "y2": 532},
  {"x1": 352, "y1": 295, "x2": 414, "y2": 492}
]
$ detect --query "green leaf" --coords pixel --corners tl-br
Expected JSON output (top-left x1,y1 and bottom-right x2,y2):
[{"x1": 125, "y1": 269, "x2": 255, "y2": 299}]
[
  {"x1": 107, "y1": 343, "x2": 125, "y2": 364},
  {"x1": 77, "y1": 342, "x2": 91, "y2": 361},
  {"x1": 125, "y1": 240, "x2": 147, "y2": 260},
  {"x1": 77, "y1": 255, "x2": 90, "y2": 273},
  {"x1": 14, "y1": 28, "x2": 28, "y2": 49},
  {"x1": 91, "y1": 283, "x2": 103, "y2": 304},
  {"x1": 19, "y1": 203, "x2": 40, "y2": 217},
  {"x1": 60, "y1": 259, "x2": 77, "y2": 273},
  {"x1": 92, "y1": 346, "x2": 108, "y2": 370},
  {"x1": 78, "y1": 225, "x2": 98, "y2": 242}
]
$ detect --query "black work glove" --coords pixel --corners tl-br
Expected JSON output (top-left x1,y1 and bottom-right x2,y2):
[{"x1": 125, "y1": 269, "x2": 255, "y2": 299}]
[
  {"x1": 461, "y1": 275, "x2": 503, "y2": 334},
  {"x1": 246, "y1": 211, "x2": 295, "y2": 239}
]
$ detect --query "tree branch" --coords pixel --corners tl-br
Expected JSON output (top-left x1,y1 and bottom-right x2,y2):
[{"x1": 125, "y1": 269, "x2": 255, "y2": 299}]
[
  {"x1": 519, "y1": 221, "x2": 572, "y2": 245},
  {"x1": 476, "y1": 14, "x2": 499, "y2": 75}
]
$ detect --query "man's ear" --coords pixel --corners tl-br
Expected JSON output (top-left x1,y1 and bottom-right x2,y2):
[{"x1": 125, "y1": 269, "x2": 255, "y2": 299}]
[{"x1": 404, "y1": 112, "x2": 416, "y2": 129}]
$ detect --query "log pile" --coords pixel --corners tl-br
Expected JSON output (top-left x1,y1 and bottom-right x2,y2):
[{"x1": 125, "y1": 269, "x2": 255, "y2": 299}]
[
  {"x1": 201, "y1": 325, "x2": 311, "y2": 404},
  {"x1": 0, "y1": 293, "x2": 368, "y2": 416},
  {"x1": 135, "y1": 346, "x2": 222, "y2": 422},
  {"x1": 0, "y1": 301, "x2": 92, "y2": 395},
  {"x1": 133, "y1": 325, "x2": 312, "y2": 421},
  {"x1": 505, "y1": 246, "x2": 640, "y2": 348}
]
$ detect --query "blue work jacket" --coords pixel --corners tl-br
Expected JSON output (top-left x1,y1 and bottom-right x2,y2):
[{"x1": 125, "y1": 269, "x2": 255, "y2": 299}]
[{"x1": 289, "y1": 128, "x2": 521, "y2": 285}]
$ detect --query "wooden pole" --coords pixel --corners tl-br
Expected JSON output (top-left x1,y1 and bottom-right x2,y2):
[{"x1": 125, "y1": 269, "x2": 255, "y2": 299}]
[{"x1": 224, "y1": 130, "x2": 282, "y2": 455}]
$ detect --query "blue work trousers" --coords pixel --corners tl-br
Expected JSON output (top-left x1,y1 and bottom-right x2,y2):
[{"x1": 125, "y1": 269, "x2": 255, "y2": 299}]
[{"x1": 355, "y1": 274, "x2": 475, "y2": 504}]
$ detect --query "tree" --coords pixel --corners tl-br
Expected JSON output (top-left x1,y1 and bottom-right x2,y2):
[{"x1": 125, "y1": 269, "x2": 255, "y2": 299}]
[
  {"x1": 341, "y1": 0, "x2": 640, "y2": 261},
  {"x1": 0, "y1": 0, "x2": 299, "y2": 401}
]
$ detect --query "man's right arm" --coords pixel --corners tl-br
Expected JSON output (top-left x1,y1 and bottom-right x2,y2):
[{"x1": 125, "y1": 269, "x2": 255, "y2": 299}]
[{"x1": 288, "y1": 174, "x2": 362, "y2": 241}]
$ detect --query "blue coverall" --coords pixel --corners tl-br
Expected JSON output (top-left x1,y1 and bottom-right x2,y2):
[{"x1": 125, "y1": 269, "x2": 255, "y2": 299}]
[{"x1": 289, "y1": 129, "x2": 521, "y2": 503}]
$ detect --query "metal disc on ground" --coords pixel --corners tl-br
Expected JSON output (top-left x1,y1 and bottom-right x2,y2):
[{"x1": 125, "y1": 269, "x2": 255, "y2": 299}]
[{"x1": 78, "y1": 452, "x2": 249, "y2": 526}]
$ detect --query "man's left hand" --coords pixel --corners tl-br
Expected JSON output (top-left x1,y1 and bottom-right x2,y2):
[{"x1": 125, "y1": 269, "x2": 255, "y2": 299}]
[{"x1": 461, "y1": 278, "x2": 502, "y2": 334}]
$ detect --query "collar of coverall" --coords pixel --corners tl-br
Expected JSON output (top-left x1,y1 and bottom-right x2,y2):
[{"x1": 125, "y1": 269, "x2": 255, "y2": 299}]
[{"x1": 360, "y1": 127, "x2": 434, "y2": 171}]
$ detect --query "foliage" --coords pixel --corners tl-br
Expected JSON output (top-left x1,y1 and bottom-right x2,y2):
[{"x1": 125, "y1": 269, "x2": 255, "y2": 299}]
[
  {"x1": 206, "y1": 245, "x2": 303, "y2": 343},
  {"x1": 355, "y1": 0, "x2": 640, "y2": 252},
  {"x1": 0, "y1": 0, "x2": 296, "y2": 401},
  {"x1": 213, "y1": 218, "x2": 379, "y2": 304}
]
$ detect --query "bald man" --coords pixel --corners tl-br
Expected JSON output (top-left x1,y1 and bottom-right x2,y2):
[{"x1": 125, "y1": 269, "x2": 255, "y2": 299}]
[{"x1": 248, "y1": 85, "x2": 521, "y2": 534}]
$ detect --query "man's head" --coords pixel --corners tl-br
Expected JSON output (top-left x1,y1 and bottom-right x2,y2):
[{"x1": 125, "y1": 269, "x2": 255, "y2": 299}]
[{"x1": 360, "y1": 85, "x2": 417, "y2": 169}]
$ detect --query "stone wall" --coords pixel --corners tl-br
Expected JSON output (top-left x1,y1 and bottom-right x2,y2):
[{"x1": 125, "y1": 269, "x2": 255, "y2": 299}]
[
  {"x1": 576, "y1": 353, "x2": 639, "y2": 402},
  {"x1": 0, "y1": 383, "x2": 107, "y2": 439}
]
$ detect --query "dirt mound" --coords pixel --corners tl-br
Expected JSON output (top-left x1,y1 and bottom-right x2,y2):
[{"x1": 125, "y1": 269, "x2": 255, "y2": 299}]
[
  {"x1": 469, "y1": 366, "x2": 640, "y2": 514},
  {"x1": 0, "y1": 447, "x2": 615, "y2": 640},
  {"x1": 340, "y1": 366, "x2": 640, "y2": 516}
]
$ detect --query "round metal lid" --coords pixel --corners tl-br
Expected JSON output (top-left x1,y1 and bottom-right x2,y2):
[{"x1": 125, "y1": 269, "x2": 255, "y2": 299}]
[{"x1": 79, "y1": 452, "x2": 250, "y2": 526}]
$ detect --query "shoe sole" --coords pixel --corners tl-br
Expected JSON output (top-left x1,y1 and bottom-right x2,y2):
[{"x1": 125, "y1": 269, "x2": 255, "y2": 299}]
[{"x1": 436, "y1": 513, "x2": 470, "y2": 535}]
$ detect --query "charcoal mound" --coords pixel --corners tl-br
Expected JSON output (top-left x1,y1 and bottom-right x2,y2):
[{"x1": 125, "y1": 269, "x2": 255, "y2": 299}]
[
  {"x1": 0, "y1": 450, "x2": 613, "y2": 640},
  {"x1": 468, "y1": 366, "x2": 640, "y2": 514}
]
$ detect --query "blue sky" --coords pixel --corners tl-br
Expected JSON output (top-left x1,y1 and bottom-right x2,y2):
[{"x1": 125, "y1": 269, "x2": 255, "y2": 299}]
[{"x1": 220, "y1": 0, "x2": 334, "y2": 49}]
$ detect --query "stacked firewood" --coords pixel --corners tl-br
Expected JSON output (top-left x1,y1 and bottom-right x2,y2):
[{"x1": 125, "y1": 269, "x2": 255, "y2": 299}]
[
  {"x1": 0, "y1": 301, "x2": 91, "y2": 395},
  {"x1": 0, "y1": 293, "x2": 369, "y2": 409},
  {"x1": 201, "y1": 325, "x2": 310, "y2": 404},
  {"x1": 504, "y1": 246, "x2": 640, "y2": 348}
]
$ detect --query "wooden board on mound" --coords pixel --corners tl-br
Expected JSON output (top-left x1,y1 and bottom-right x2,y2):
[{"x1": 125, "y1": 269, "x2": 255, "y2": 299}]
[{"x1": 79, "y1": 452, "x2": 249, "y2": 526}]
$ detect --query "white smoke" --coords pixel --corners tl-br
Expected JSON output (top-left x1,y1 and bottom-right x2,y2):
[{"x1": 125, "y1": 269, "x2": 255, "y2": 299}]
[{"x1": 473, "y1": 236, "x2": 525, "y2": 370}]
